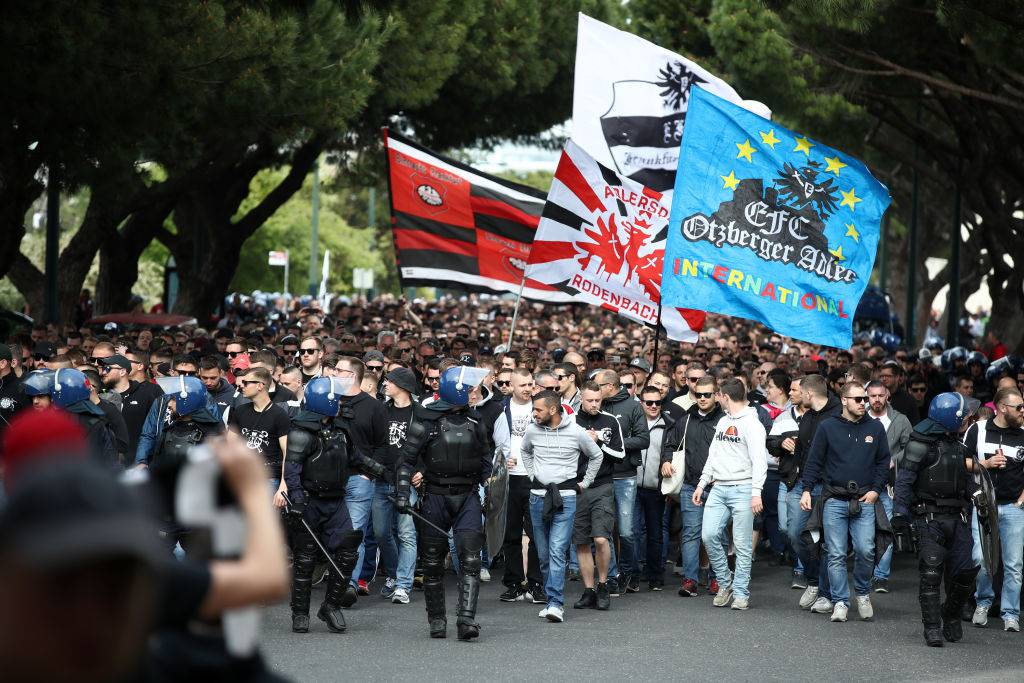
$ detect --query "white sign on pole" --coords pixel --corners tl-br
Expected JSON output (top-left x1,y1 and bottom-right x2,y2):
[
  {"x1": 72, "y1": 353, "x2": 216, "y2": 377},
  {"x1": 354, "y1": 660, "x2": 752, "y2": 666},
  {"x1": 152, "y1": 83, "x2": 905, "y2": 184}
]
[
  {"x1": 267, "y1": 251, "x2": 289, "y2": 266},
  {"x1": 352, "y1": 268, "x2": 374, "y2": 290}
]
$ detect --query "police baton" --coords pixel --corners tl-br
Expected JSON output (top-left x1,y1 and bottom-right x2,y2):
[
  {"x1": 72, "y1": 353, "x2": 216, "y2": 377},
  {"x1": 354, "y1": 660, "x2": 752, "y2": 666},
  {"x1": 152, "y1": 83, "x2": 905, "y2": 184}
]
[
  {"x1": 281, "y1": 491, "x2": 346, "y2": 579},
  {"x1": 386, "y1": 494, "x2": 453, "y2": 539}
]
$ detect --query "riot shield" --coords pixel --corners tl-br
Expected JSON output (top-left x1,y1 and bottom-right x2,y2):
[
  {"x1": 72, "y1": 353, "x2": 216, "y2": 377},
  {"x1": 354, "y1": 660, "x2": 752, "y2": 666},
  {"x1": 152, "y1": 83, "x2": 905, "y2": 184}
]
[
  {"x1": 974, "y1": 464, "x2": 1002, "y2": 577},
  {"x1": 483, "y1": 447, "x2": 509, "y2": 559}
]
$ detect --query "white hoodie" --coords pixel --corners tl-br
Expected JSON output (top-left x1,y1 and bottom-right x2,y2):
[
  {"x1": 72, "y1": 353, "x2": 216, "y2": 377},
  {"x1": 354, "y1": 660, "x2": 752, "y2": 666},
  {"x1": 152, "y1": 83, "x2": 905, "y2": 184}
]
[{"x1": 698, "y1": 406, "x2": 768, "y2": 496}]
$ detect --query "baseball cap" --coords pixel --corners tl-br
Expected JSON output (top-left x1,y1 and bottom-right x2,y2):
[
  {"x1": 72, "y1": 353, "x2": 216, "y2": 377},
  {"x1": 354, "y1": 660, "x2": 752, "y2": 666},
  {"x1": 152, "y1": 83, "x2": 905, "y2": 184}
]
[
  {"x1": 629, "y1": 358, "x2": 652, "y2": 373},
  {"x1": 33, "y1": 341, "x2": 57, "y2": 360},
  {"x1": 0, "y1": 458, "x2": 163, "y2": 570},
  {"x1": 99, "y1": 354, "x2": 132, "y2": 371},
  {"x1": 384, "y1": 367, "x2": 417, "y2": 394}
]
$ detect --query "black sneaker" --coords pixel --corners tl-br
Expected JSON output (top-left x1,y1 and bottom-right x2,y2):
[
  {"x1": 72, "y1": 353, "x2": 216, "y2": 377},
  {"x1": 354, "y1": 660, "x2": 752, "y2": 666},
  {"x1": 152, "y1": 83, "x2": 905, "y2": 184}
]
[
  {"x1": 606, "y1": 578, "x2": 621, "y2": 597},
  {"x1": 526, "y1": 583, "x2": 546, "y2": 604},
  {"x1": 626, "y1": 574, "x2": 641, "y2": 593},
  {"x1": 791, "y1": 571, "x2": 808, "y2": 590},
  {"x1": 595, "y1": 582, "x2": 611, "y2": 610},
  {"x1": 573, "y1": 588, "x2": 597, "y2": 609},
  {"x1": 649, "y1": 580, "x2": 664, "y2": 591},
  {"x1": 872, "y1": 578, "x2": 890, "y2": 594},
  {"x1": 499, "y1": 585, "x2": 525, "y2": 602}
]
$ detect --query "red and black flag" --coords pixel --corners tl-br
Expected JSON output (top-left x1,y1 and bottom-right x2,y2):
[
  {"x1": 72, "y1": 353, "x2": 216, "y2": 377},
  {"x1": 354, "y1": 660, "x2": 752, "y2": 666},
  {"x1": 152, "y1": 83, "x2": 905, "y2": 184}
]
[{"x1": 383, "y1": 129, "x2": 572, "y2": 301}]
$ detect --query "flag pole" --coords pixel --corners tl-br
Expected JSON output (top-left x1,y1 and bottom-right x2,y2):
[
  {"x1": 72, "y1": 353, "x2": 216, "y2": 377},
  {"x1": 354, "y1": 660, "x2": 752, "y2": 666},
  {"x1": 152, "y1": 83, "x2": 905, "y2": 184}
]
[
  {"x1": 648, "y1": 301, "x2": 663, "y2": 387},
  {"x1": 506, "y1": 272, "x2": 528, "y2": 351}
]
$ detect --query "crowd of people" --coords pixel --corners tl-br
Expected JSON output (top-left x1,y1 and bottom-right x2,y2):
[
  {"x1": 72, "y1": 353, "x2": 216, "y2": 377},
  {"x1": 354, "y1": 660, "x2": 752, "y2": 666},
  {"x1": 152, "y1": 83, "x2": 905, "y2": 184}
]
[{"x1": 1, "y1": 291, "x2": 1024, "y2": 674}]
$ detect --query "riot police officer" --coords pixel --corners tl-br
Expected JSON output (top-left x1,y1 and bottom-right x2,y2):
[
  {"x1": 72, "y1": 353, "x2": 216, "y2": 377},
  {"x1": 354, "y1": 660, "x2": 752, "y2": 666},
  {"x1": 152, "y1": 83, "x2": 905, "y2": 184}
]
[
  {"x1": 396, "y1": 366, "x2": 492, "y2": 641},
  {"x1": 21, "y1": 369, "x2": 54, "y2": 410},
  {"x1": 894, "y1": 392, "x2": 981, "y2": 647},
  {"x1": 284, "y1": 376, "x2": 385, "y2": 634},
  {"x1": 51, "y1": 368, "x2": 119, "y2": 469},
  {"x1": 147, "y1": 376, "x2": 225, "y2": 552}
]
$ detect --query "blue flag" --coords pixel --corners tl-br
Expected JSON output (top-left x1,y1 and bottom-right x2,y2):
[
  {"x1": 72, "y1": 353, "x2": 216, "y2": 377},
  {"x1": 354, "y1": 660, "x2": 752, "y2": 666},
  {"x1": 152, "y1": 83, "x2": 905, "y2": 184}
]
[{"x1": 661, "y1": 87, "x2": 890, "y2": 348}]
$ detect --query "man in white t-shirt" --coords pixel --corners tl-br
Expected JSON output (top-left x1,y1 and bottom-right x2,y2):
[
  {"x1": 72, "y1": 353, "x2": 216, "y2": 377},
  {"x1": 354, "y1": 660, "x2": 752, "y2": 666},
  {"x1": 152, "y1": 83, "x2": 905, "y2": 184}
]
[{"x1": 493, "y1": 368, "x2": 545, "y2": 603}]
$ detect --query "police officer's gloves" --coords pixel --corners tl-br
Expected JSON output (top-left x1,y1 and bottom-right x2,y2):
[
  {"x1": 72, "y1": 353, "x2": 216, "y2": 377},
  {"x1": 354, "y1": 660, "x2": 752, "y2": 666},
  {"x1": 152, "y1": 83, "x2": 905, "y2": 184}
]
[
  {"x1": 361, "y1": 458, "x2": 387, "y2": 480},
  {"x1": 285, "y1": 493, "x2": 306, "y2": 517}
]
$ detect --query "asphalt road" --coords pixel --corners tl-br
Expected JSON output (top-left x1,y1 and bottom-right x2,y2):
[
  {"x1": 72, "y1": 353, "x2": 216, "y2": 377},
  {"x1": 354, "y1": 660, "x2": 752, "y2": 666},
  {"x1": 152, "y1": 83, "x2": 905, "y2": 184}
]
[{"x1": 261, "y1": 556, "x2": 1024, "y2": 682}]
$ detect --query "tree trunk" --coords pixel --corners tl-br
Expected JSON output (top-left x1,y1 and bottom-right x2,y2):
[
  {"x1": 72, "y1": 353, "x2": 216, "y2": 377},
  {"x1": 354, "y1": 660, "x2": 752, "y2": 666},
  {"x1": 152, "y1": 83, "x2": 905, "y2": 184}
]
[{"x1": 94, "y1": 201, "x2": 176, "y2": 314}]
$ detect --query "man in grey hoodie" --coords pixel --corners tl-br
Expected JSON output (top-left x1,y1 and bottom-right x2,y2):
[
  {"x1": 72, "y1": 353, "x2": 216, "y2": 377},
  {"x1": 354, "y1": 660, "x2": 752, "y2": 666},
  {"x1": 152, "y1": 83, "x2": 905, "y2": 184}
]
[
  {"x1": 692, "y1": 378, "x2": 768, "y2": 611},
  {"x1": 521, "y1": 391, "x2": 603, "y2": 624}
]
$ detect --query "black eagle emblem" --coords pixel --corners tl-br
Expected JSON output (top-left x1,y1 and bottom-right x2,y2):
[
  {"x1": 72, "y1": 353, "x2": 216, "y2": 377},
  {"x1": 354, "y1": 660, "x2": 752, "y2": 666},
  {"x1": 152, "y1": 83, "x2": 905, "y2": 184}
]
[
  {"x1": 772, "y1": 161, "x2": 839, "y2": 219},
  {"x1": 655, "y1": 61, "x2": 708, "y2": 111}
]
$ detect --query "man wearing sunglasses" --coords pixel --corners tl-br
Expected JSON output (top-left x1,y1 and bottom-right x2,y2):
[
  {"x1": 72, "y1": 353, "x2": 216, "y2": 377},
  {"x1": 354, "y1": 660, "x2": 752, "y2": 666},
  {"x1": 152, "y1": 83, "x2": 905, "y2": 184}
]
[
  {"x1": 99, "y1": 354, "x2": 163, "y2": 460},
  {"x1": 963, "y1": 386, "x2": 1024, "y2": 632},
  {"x1": 799, "y1": 381, "x2": 891, "y2": 624},
  {"x1": 672, "y1": 364, "x2": 707, "y2": 413},
  {"x1": 553, "y1": 362, "x2": 582, "y2": 413},
  {"x1": 228, "y1": 367, "x2": 291, "y2": 492},
  {"x1": 637, "y1": 386, "x2": 673, "y2": 591},
  {"x1": 298, "y1": 337, "x2": 324, "y2": 386}
]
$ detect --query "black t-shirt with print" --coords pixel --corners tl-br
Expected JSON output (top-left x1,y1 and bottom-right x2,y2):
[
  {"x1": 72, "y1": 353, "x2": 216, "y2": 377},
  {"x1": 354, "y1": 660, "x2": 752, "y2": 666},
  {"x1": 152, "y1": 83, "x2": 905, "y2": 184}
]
[
  {"x1": 228, "y1": 401, "x2": 291, "y2": 475},
  {"x1": 382, "y1": 403, "x2": 414, "y2": 476}
]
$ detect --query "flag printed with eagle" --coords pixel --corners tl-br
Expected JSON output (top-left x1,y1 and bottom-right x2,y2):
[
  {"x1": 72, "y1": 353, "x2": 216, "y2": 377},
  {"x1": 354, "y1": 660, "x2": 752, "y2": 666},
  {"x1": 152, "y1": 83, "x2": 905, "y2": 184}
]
[
  {"x1": 526, "y1": 140, "x2": 705, "y2": 342},
  {"x1": 384, "y1": 129, "x2": 572, "y2": 302},
  {"x1": 661, "y1": 87, "x2": 891, "y2": 348}
]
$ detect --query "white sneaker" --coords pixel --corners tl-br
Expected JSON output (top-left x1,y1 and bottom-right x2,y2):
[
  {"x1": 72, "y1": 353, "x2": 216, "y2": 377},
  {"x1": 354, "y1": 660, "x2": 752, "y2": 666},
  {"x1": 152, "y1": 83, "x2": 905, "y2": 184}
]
[
  {"x1": 480, "y1": 567, "x2": 491, "y2": 582},
  {"x1": 799, "y1": 586, "x2": 819, "y2": 610},
  {"x1": 1005, "y1": 618, "x2": 1020, "y2": 632},
  {"x1": 830, "y1": 602, "x2": 849, "y2": 622},
  {"x1": 972, "y1": 606, "x2": 989, "y2": 627},
  {"x1": 391, "y1": 588, "x2": 410, "y2": 604},
  {"x1": 731, "y1": 596, "x2": 749, "y2": 610},
  {"x1": 545, "y1": 605, "x2": 564, "y2": 623},
  {"x1": 537, "y1": 606, "x2": 550, "y2": 619},
  {"x1": 811, "y1": 597, "x2": 834, "y2": 613},
  {"x1": 856, "y1": 594, "x2": 873, "y2": 621}
]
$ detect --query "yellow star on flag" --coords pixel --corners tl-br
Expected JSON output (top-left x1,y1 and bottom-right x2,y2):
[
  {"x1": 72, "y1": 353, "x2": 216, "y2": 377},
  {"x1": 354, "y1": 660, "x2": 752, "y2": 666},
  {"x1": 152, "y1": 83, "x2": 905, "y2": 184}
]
[
  {"x1": 824, "y1": 155, "x2": 847, "y2": 176},
  {"x1": 759, "y1": 129, "x2": 781, "y2": 149},
  {"x1": 829, "y1": 245, "x2": 846, "y2": 261},
  {"x1": 735, "y1": 139, "x2": 757, "y2": 163},
  {"x1": 845, "y1": 222, "x2": 860, "y2": 242},
  {"x1": 793, "y1": 136, "x2": 814, "y2": 156},
  {"x1": 840, "y1": 187, "x2": 862, "y2": 211},
  {"x1": 721, "y1": 170, "x2": 740, "y2": 191}
]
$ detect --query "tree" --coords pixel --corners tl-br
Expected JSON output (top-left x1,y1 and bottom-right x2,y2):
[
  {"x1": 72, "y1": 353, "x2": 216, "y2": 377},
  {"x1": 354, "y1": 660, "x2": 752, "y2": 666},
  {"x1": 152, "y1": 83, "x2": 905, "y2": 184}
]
[{"x1": 628, "y1": 0, "x2": 1024, "y2": 350}]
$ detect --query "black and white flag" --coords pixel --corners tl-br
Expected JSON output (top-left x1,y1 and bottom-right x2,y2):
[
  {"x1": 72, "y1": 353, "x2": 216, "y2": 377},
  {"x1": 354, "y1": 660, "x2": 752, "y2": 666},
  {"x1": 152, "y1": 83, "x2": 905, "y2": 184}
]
[{"x1": 572, "y1": 14, "x2": 771, "y2": 196}]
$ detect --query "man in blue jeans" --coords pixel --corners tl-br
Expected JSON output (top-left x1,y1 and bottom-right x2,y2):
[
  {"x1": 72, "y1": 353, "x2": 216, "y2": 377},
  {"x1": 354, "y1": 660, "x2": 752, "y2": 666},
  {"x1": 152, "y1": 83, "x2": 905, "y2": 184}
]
[
  {"x1": 661, "y1": 376, "x2": 724, "y2": 596},
  {"x1": 692, "y1": 378, "x2": 767, "y2": 611},
  {"x1": 597, "y1": 370, "x2": 650, "y2": 594},
  {"x1": 800, "y1": 380, "x2": 891, "y2": 623},
  {"x1": 521, "y1": 391, "x2": 603, "y2": 623}
]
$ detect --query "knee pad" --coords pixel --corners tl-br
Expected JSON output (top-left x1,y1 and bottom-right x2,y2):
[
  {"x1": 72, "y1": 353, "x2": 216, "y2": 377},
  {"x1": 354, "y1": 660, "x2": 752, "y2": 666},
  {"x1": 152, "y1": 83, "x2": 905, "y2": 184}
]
[
  {"x1": 457, "y1": 532, "x2": 484, "y2": 576},
  {"x1": 919, "y1": 562, "x2": 942, "y2": 589},
  {"x1": 339, "y1": 529, "x2": 364, "y2": 551},
  {"x1": 421, "y1": 537, "x2": 448, "y2": 577}
]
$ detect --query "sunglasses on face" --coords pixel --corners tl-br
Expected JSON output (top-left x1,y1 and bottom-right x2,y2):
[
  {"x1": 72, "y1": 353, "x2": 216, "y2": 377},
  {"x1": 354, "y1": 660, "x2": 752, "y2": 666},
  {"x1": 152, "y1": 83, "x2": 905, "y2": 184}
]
[
  {"x1": 845, "y1": 395, "x2": 869, "y2": 403},
  {"x1": 1001, "y1": 403, "x2": 1024, "y2": 412},
  {"x1": 693, "y1": 392, "x2": 714, "y2": 399},
  {"x1": 540, "y1": 384, "x2": 559, "y2": 391},
  {"x1": 240, "y1": 380, "x2": 264, "y2": 387},
  {"x1": 427, "y1": 376, "x2": 440, "y2": 383},
  {"x1": 176, "y1": 370, "x2": 197, "y2": 377},
  {"x1": 226, "y1": 351, "x2": 244, "y2": 358},
  {"x1": 300, "y1": 348, "x2": 319, "y2": 355},
  {"x1": 621, "y1": 382, "x2": 634, "y2": 389},
  {"x1": 910, "y1": 386, "x2": 927, "y2": 393},
  {"x1": 554, "y1": 374, "x2": 570, "y2": 380},
  {"x1": 366, "y1": 364, "x2": 384, "y2": 372},
  {"x1": 643, "y1": 399, "x2": 664, "y2": 406},
  {"x1": 88, "y1": 357, "x2": 103, "y2": 364},
  {"x1": 686, "y1": 376, "x2": 703, "y2": 382},
  {"x1": 496, "y1": 380, "x2": 511, "y2": 387}
]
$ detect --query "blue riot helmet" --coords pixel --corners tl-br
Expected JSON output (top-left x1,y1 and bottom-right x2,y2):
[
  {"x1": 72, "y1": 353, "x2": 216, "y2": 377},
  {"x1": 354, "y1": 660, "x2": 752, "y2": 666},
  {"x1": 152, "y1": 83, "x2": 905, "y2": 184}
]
[
  {"x1": 939, "y1": 350, "x2": 954, "y2": 372},
  {"x1": 928, "y1": 392, "x2": 980, "y2": 432},
  {"x1": 155, "y1": 376, "x2": 208, "y2": 416},
  {"x1": 948, "y1": 347, "x2": 968, "y2": 366},
  {"x1": 986, "y1": 356, "x2": 1012, "y2": 383},
  {"x1": 870, "y1": 329, "x2": 886, "y2": 347},
  {"x1": 304, "y1": 376, "x2": 354, "y2": 417},
  {"x1": 51, "y1": 368, "x2": 91, "y2": 407},
  {"x1": 966, "y1": 351, "x2": 988, "y2": 369},
  {"x1": 22, "y1": 369, "x2": 55, "y2": 397},
  {"x1": 880, "y1": 333, "x2": 901, "y2": 353},
  {"x1": 439, "y1": 366, "x2": 489, "y2": 407}
]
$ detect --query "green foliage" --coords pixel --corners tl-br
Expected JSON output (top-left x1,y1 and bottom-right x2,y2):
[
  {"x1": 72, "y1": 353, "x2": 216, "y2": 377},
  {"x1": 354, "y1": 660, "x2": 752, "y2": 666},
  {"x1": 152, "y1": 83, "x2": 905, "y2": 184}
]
[{"x1": 229, "y1": 168, "x2": 388, "y2": 296}]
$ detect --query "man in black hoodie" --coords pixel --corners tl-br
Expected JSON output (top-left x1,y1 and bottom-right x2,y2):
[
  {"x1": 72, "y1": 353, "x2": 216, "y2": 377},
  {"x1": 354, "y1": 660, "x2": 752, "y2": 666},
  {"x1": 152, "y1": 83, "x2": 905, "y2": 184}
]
[
  {"x1": 596, "y1": 369, "x2": 650, "y2": 594},
  {"x1": 662, "y1": 376, "x2": 725, "y2": 597},
  {"x1": 100, "y1": 354, "x2": 163, "y2": 458},
  {"x1": 788, "y1": 374, "x2": 841, "y2": 614}
]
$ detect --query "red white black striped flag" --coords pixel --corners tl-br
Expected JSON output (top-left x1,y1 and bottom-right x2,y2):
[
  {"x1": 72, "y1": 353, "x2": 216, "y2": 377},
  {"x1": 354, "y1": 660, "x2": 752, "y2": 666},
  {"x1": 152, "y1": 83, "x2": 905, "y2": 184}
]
[
  {"x1": 383, "y1": 129, "x2": 572, "y2": 302},
  {"x1": 525, "y1": 140, "x2": 705, "y2": 341}
]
